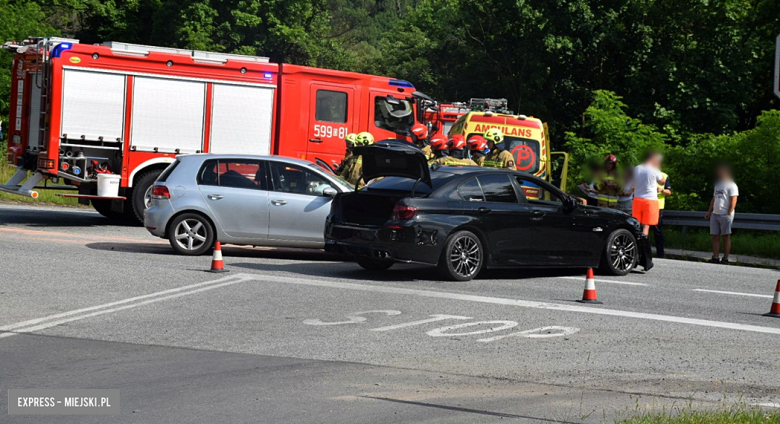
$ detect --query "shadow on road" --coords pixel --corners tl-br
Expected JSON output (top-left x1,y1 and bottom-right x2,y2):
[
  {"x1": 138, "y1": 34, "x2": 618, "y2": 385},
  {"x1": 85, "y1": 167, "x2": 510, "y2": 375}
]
[
  {"x1": 231, "y1": 259, "x2": 591, "y2": 283},
  {"x1": 0, "y1": 204, "x2": 137, "y2": 228}
]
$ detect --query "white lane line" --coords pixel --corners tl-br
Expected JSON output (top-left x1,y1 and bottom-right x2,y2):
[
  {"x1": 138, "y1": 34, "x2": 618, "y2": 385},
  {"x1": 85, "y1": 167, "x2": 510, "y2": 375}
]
[
  {"x1": 693, "y1": 289, "x2": 773, "y2": 299},
  {"x1": 0, "y1": 275, "x2": 254, "y2": 339},
  {"x1": 558, "y1": 276, "x2": 648, "y2": 286},
  {"x1": 0, "y1": 274, "x2": 240, "y2": 332},
  {"x1": 245, "y1": 273, "x2": 780, "y2": 335}
]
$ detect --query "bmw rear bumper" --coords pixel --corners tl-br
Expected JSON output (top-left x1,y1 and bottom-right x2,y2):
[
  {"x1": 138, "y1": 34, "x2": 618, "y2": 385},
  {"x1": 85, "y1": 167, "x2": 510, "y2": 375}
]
[{"x1": 324, "y1": 223, "x2": 441, "y2": 266}]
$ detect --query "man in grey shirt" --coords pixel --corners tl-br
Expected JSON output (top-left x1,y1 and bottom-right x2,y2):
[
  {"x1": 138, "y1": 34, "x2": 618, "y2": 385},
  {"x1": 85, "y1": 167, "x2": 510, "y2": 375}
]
[{"x1": 704, "y1": 164, "x2": 738, "y2": 264}]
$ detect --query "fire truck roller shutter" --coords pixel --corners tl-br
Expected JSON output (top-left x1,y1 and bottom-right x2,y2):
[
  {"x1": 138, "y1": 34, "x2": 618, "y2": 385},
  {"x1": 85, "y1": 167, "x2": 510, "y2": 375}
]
[
  {"x1": 130, "y1": 77, "x2": 205, "y2": 154},
  {"x1": 27, "y1": 74, "x2": 43, "y2": 151},
  {"x1": 61, "y1": 69, "x2": 126, "y2": 142},
  {"x1": 209, "y1": 83, "x2": 274, "y2": 155}
]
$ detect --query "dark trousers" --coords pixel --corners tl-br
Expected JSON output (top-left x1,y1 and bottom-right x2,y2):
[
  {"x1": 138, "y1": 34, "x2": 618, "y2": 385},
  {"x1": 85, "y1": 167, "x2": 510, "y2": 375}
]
[{"x1": 651, "y1": 209, "x2": 665, "y2": 258}]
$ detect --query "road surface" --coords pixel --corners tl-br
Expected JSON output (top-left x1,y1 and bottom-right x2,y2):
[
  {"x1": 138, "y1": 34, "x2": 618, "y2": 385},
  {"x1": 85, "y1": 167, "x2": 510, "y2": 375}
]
[{"x1": 1, "y1": 204, "x2": 779, "y2": 423}]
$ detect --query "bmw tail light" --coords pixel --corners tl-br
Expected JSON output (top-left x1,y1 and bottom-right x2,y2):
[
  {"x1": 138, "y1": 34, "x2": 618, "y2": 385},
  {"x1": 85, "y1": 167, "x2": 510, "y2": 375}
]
[
  {"x1": 392, "y1": 204, "x2": 418, "y2": 220},
  {"x1": 151, "y1": 185, "x2": 171, "y2": 199}
]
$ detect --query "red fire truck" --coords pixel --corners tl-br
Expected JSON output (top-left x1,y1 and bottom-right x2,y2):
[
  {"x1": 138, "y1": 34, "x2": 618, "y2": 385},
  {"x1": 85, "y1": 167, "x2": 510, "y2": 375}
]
[{"x1": 2, "y1": 37, "x2": 429, "y2": 222}]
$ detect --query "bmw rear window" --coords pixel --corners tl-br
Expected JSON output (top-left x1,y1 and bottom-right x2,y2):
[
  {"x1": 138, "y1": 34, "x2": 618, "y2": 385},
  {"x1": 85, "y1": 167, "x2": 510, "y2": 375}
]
[{"x1": 365, "y1": 172, "x2": 458, "y2": 195}]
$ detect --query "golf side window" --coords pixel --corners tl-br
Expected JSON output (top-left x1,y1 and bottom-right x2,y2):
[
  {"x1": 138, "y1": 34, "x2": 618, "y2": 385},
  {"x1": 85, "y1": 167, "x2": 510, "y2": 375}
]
[
  {"x1": 268, "y1": 162, "x2": 335, "y2": 196},
  {"x1": 197, "y1": 159, "x2": 266, "y2": 190}
]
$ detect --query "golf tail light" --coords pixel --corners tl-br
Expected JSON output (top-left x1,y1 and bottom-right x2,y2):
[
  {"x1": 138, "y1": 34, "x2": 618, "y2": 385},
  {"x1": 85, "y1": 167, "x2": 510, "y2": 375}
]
[
  {"x1": 392, "y1": 204, "x2": 418, "y2": 220},
  {"x1": 151, "y1": 185, "x2": 171, "y2": 199}
]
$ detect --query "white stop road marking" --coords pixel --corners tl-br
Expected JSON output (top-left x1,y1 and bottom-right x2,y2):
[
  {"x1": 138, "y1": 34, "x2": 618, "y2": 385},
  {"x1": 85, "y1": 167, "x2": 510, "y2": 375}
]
[{"x1": 427, "y1": 321, "x2": 519, "y2": 337}]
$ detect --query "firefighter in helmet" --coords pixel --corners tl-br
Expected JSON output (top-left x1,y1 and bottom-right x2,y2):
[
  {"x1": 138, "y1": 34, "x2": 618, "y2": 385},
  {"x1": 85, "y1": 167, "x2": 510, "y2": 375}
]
[
  {"x1": 481, "y1": 128, "x2": 516, "y2": 170},
  {"x1": 428, "y1": 133, "x2": 449, "y2": 165},
  {"x1": 343, "y1": 132, "x2": 374, "y2": 189},
  {"x1": 467, "y1": 135, "x2": 488, "y2": 166},
  {"x1": 433, "y1": 134, "x2": 478, "y2": 166},
  {"x1": 410, "y1": 123, "x2": 434, "y2": 161},
  {"x1": 335, "y1": 133, "x2": 357, "y2": 176}
]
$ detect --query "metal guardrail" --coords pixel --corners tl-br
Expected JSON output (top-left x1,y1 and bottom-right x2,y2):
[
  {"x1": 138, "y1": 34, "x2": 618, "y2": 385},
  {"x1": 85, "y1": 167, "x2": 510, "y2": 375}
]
[{"x1": 662, "y1": 210, "x2": 780, "y2": 232}]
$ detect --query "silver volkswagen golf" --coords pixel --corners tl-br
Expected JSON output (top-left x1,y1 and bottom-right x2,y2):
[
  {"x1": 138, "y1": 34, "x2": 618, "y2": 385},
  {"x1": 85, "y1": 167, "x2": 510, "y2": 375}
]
[{"x1": 144, "y1": 154, "x2": 352, "y2": 255}]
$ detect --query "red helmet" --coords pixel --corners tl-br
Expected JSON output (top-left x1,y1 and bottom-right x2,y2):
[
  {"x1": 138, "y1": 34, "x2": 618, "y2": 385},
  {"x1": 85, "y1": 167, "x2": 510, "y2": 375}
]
[
  {"x1": 430, "y1": 134, "x2": 449, "y2": 151},
  {"x1": 410, "y1": 123, "x2": 429, "y2": 139},
  {"x1": 604, "y1": 154, "x2": 617, "y2": 164},
  {"x1": 448, "y1": 134, "x2": 467, "y2": 150},
  {"x1": 468, "y1": 135, "x2": 487, "y2": 152}
]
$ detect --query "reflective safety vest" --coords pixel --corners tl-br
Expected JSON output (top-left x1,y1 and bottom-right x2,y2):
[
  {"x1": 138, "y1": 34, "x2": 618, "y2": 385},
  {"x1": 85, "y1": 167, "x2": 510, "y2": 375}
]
[
  {"x1": 433, "y1": 156, "x2": 478, "y2": 167},
  {"x1": 657, "y1": 172, "x2": 668, "y2": 209},
  {"x1": 596, "y1": 171, "x2": 621, "y2": 208},
  {"x1": 482, "y1": 149, "x2": 516, "y2": 170},
  {"x1": 472, "y1": 155, "x2": 486, "y2": 166}
]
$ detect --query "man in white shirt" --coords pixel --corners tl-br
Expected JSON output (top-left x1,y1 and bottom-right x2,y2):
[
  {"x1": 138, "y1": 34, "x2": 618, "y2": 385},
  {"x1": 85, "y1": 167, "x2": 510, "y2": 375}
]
[
  {"x1": 632, "y1": 152, "x2": 666, "y2": 271},
  {"x1": 704, "y1": 164, "x2": 738, "y2": 264}
]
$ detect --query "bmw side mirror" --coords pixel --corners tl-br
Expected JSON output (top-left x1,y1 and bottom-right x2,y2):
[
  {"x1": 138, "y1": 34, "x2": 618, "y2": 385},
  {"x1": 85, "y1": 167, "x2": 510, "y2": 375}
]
[{"x1": 323, "y1": 187, "x2": 338, "y2": 197}]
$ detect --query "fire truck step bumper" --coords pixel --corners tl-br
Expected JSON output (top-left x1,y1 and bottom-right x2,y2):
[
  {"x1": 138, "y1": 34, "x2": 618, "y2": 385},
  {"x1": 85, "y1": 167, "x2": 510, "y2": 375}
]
[
  {"x1": 0, "y1": 170, "x2": 44, "y2": 198},
  {"x1": 55, "y1": 194, "x2": 126, "y2": 200}
]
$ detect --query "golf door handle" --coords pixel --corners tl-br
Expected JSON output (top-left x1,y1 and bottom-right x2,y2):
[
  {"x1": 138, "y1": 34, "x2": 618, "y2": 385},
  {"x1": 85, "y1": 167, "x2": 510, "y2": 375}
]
[
  {"x1": 271, "y1": 200, "x2": 288, "y2": 206},
  {"x1": 208, "y1": 194, "x2": 223, "y2": 200},
  {"x1": 309, "y1": 138, "x2": 323, "y2": 143},
  {"x1": 478, "y1": 207, "x2": 492, "y2": 214}
]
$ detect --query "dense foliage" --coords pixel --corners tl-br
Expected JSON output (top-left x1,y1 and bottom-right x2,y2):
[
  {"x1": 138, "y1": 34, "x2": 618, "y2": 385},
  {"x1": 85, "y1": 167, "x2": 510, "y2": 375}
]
[
  {"x1": 1, "y1": 0, "x2": 778, "y2": 212},
  {"x1": 566, "y1": 91, "x2": 780, "y2": 213}
]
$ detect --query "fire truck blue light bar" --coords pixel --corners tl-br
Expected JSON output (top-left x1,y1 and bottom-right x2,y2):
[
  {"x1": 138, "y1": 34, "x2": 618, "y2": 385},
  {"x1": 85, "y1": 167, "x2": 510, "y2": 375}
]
[
  {"x1": 51, "y1": 43, "x2": 73, "y2": 58},
  {"x1": 389, "y1": 79, "x2": 414, "y2": 88}
]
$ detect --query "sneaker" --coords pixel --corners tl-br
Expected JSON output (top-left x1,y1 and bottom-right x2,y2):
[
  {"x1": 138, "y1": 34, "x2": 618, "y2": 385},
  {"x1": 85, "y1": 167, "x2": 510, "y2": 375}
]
[
  {"x1": 721, "y1": 257, "x2": 730, "y2": 264},
  {"x1": 709, "y1": 257, "x2": 720, "y2": 264}
]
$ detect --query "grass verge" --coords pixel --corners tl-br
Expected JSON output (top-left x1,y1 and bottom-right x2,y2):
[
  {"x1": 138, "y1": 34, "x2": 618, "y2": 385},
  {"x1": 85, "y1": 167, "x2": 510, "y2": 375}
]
[
  {"x1": 658, "y1": 227, "x2": 780, "y2": 260},
  {"x1": 617, "y1": 405, "x2": 780, "y2": 424}
]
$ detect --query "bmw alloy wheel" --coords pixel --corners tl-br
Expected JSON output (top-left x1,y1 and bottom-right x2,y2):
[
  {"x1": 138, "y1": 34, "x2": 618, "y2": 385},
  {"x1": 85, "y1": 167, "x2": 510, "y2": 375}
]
[
  {"x1": 174, "y1": 219, "x2": 208, "y2": 251},
  {"x1": 610, "y1": 233, "x2": 637, "y2": 273},
  {"x1": 449, "y1": 235, "x2": 481, "y2": 278}
]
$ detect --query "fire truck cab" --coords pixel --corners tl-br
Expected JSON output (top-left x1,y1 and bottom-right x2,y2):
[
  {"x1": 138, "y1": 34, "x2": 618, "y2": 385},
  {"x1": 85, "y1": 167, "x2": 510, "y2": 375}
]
[{"x1": 2, "y1": 38, "x2": 427, "y2": 222}]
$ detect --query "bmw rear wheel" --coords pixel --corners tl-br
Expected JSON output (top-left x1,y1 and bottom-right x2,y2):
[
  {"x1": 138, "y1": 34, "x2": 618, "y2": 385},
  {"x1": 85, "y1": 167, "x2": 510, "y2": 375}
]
[
  {"x1": 168, "y1": 213, "x2": 214, "y2": 256},
  {"x1": 600, "y1": 229, "x2": 638, "y2": 276},
  {"x1": 438, "y1": 230, "x2": 483, "y2": 281}
]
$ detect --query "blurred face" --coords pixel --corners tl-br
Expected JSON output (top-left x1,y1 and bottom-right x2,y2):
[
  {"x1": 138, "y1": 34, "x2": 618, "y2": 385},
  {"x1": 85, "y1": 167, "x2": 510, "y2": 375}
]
[
  {"x1": 605, "y1": 161, "x2": 615, "y2": 171},
  {"x1": 716, "y1": 165, "x2": 731, "y2": 180}
]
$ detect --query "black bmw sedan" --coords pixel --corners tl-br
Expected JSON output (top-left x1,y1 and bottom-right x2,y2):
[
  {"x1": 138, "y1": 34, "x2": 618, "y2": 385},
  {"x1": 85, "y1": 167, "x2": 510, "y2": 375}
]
[{"x1": 325, "y1": 140, "x2": 647, "y2": 281}]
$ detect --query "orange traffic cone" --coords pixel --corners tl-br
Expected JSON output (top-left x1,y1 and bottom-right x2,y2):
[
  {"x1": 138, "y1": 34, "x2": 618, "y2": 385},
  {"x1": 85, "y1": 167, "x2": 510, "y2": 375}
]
[
  {"x1": 576, "y1": 268, "x2": 602, "y2": 304},
  {"x1": 207, "y1": 241, "x2": 229, "y2": 273},
  {"x1": 764, "y1": 280, "x2": 780, "y2": 318}
]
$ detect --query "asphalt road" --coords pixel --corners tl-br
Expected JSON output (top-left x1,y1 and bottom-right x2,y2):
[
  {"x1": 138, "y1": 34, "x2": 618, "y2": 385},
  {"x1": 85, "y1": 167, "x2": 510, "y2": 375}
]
[{"x1": 1, "y1": 203, "x2": 779, "y2": 423}]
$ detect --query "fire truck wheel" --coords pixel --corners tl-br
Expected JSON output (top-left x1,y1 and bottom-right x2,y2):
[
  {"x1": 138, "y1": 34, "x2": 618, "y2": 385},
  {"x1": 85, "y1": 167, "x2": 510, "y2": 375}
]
[
  {"x1": 129, "y1": 170, "x2": 163, "y2": 223},
  {"x1": 91, "y1": 199, "x2": 125, "y2": 220},
  {"x1": 167, "y1": 213, "x2": 215, "y2": 256}
]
